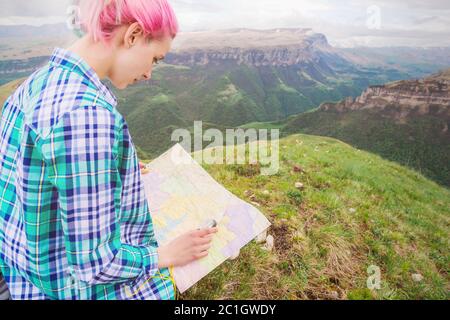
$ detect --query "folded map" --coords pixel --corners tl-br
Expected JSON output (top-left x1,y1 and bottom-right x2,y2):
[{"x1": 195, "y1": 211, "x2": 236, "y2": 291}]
[{"x1": 141, "y1": 143, "x2": 271, "y2": 293}]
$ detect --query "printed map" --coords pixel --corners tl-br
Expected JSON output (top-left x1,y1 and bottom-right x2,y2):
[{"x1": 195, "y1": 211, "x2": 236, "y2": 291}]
[{"x1": 141, "y1": 144, "x2": 271, "y2": 293}]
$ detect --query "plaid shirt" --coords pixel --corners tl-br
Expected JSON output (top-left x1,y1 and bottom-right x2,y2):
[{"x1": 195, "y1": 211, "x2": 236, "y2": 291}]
[{"x1": 0, "y1": 48, "x2": 175, "y2": 300}]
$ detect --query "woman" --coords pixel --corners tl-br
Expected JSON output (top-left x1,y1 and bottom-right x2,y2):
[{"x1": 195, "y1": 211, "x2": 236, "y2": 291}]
[{"x1": 0, "y1": 0, "x2": 217, "y2": 300}]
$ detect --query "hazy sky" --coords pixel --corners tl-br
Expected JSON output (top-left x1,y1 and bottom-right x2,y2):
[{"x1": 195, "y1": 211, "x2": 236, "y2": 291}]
[{"x1": 0, "y1": 0, "x2": 449, "y2": 47}]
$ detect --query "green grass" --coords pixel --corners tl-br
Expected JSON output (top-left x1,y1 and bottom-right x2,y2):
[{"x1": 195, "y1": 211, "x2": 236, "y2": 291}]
[
  {"x1": 283, "y1": 110, "x2": 450, "y2": 188},
  {"x1": 2, "y1": 77, "x2": 448, "y2": 299},
  {"x1": 239, "y1": 121, "x2": 285, "y2": 130},
  {"x1": 163, "y1": 134, "x2": 450, "y2": 300},
  {"x1": 0, "y1": 78, "x2": 24, "y2": 108}
]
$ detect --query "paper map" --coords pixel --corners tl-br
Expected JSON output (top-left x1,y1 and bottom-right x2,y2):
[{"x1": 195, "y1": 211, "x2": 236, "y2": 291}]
[{"x1": 141, "y1": 144, "x2": 271, "y2": 293}]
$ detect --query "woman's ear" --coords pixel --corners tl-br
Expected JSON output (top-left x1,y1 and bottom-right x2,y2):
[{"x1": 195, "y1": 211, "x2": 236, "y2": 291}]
[{"x1": 124, "y1": 22, "x2": 144, "y2": 48}]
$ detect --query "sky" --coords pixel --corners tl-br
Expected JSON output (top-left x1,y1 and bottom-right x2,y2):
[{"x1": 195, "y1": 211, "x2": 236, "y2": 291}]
[{"x1": 0, "y1": 0, "x2": 449, "y2": 47}]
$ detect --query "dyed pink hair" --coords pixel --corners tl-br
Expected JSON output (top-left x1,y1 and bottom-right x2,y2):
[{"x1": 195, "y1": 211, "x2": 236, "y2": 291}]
[{"x1": 78, "y1": 0, "x2": 179, "y2": 42}]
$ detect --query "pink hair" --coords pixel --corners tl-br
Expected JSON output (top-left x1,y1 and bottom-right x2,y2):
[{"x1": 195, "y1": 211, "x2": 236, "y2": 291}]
[{"x1": 78, "y1": 0, "x2": 179, "y2": 42}]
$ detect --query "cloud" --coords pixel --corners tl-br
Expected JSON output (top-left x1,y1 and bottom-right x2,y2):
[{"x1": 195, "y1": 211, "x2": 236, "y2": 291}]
[
  {"x1": 169, "y1": 0, "x2": 450, "y2": 46},
  {"x1": 0, "y1": 15, "x2": 67, "y2": 26},
  {"x1": 0, "y1": 0, "x2": 71, "y2": 17},
  {"x1": 0, "y1": 0, "x2": 449, "y2": 47}
]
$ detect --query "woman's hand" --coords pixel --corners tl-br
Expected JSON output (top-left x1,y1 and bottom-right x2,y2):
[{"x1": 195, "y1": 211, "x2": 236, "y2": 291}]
[{"x1": 157, "y1": 227, "x2": 219, "y2": 268}]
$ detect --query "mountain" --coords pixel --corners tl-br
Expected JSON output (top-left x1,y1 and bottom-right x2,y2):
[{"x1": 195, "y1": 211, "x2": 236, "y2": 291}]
[
  {"x1": 180, "y1": 134, "x2": 450, "y2": 299},
  {"x1": 168, "y1": 28, "x2": 340, "y2": 66},
  {"x1": 338, "y1": 47, "x2": 450, "y2": 77},
  {"x1": 0, "y1": 23, "x2": 71, "y2": 38},
  {"x1": 0, "y1": 23, "x2": 75, "y2": 60},
  {"x1": 0, "y1": 56, "x2": 49, "y2": 85},
  {"x1": 1, "y1": 27, "x2": 449, "y2": 159},
  {"x1": 113, "y1": 29, "x2": 437, "y2": 157},
  {"x1": 319, "y1": 68, "x2": 450, "y2": 117},
  {"x1": 1, "y1": 26, "x2": 449, "y2": 299},
  {"x1": 281, "y1": 69, "x2": 450, "y2": 187}
]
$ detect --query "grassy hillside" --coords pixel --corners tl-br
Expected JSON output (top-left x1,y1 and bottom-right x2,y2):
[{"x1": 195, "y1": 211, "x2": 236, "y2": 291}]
[
  {"x1": 281, "y1": 110, "x2": 450, "y2": 188},
  {"x1": 1, "y1": 78, "x2": 448, "y2": 299},
  {"x1": 110, "y1": 61, "x2": 410, "y2": 158},
  {"x1": 166, "y1": 134, "x2": 450, "y2": 300},
  {"x1": 0, "y1": 55, "x2": 415, "y2": 149},
  {"x1": 0, "y1": 78, "x2": 23, "y2": 108},
  {"x1": 0, "y1": 56, "x2": 48, "y2": 86}
]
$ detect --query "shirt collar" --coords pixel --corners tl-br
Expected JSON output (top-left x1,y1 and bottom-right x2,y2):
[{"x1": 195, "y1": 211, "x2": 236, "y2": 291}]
[{"x1": 49, "y1": 47, "x2": 118, "y2": 107}]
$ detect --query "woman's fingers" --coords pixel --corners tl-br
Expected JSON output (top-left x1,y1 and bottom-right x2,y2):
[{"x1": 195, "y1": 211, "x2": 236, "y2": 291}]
[
  {"x1": 196, "y1": 235, "x2": 214, "y2": 245},
  {"x1": 139, "y1": 162, "x2": 150, "y2": 174},
  {"x1": 193, "y1": 227, "x2": 218, "y2": 237},
  {"x1": 194, "y1": 251, "x2": 209, "y2": 259},
  {"x1": 196, "y1": 243, "x2": 212, "y2": 253}
]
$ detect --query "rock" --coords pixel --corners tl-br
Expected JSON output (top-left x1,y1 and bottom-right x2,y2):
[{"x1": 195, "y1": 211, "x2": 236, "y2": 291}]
[
  {"x1": 251, "y1": 201, "x2": 261, "y2": 207},
  {"x1": 293, "y1": 165, "x2": 306, "y2": 173},
  {"x1": 412, "y1": 273, "x2": 424, "y2": 282},
  {"x1": 330, "y1": 291, "x2": 339, "y2": 299},
  {"x1": 255, "y1": 230, "x2": 268, "y2": 244},
  {"x1": 263, "y1": 190, "x2": 270, "y2": 196},
  {"x1": 263, "y1": 235, "x2": 274, "y2": 251},
  {"x1": 295, "y1": 182, "x2": 304, "y2": 190},
  {"x1": 349, "y1": 208, "x2": 357, "y2": 214}
]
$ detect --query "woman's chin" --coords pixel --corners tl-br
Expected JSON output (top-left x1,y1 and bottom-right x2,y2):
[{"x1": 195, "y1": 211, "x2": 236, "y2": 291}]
[{"x1": 113, "y1": 82, "x2": 129, "y2": 90}]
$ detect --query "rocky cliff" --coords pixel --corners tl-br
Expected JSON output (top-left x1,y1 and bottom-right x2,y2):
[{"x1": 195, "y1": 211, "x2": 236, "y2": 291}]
[
  {"x1": 166, "y1": 28, "x2": 344, "y2": 67},
  {"x1": 320, "y1": 68, "x2": 450, "y2": 120}
]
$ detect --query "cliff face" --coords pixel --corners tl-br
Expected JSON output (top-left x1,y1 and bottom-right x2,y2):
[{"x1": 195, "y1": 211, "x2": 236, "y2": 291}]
[
  {"x1": 166, "y1": 28, "x2": 342, "y2": 67},
  {"x1": 320, "y1": 69, "x2": 450, "y2": 120},
  {"x1": 166, "y1": 46, "x2": 333, "y2": 67}
]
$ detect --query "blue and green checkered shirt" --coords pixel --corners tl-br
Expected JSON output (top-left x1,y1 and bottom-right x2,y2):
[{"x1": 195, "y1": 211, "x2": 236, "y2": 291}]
[{"x1": 0, "y1": 48, "x2": 175, "y2": 300}]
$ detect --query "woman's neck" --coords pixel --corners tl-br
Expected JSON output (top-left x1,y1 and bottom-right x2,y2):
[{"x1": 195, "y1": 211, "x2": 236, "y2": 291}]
[{"x1": 67, "y1": 35, "x2": 116, "y2": 80}]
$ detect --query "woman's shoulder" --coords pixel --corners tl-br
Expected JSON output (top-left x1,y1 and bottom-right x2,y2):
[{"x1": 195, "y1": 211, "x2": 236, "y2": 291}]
[{"x1": 13, "y1": 62, "x2": 124, "y2": 140}]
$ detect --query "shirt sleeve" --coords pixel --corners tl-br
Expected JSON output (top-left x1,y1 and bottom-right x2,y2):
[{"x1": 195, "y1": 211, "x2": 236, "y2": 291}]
[{"x1": 41, "y1": 106, "x2": 159, "y2": 286}]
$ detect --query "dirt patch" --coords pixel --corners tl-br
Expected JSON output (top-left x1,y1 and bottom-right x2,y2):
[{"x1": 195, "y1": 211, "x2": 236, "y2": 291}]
[
  {"x1": 230, "y1": 163, "x2": 261, "y2": 177},
  {"x1": 311, "y1": 180, "x2": 331, "y2": 190},
  {"x1": 270, "y1": 223, "x2": 293, "y2": 254}
]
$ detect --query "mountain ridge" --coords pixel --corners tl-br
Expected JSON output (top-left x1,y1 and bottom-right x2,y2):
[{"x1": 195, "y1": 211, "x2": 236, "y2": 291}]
[
  {"x1": 278, "y1": 68, "x2": 450, "y2": 187},
  {"x1": 319, "y1": 68, "x2": 450, "y2": 121}
]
